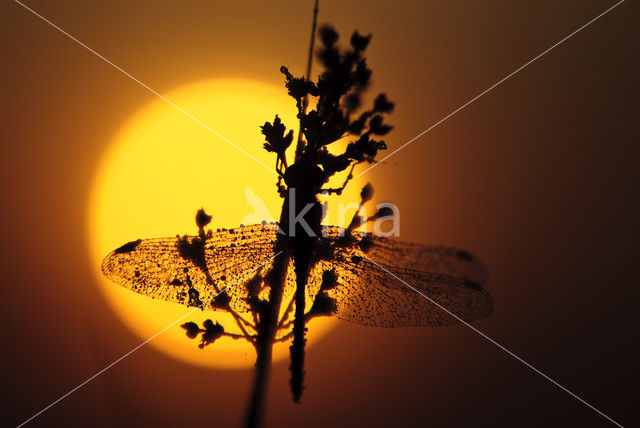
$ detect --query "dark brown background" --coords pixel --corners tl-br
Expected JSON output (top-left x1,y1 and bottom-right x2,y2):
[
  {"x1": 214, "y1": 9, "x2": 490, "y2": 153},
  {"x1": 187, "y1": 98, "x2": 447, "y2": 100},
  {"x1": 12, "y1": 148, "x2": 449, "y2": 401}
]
[{"x1": 1, "y1": 0, "x2": 638, "y2": 426}]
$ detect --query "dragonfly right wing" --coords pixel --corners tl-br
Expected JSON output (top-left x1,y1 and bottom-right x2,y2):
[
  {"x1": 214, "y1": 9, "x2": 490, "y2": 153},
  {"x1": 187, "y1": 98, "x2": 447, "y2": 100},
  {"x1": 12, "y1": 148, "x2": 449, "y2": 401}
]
[
  {"x1": 317, "y1": 228, "x2": 493, "y2": 327},
  {"x1": 353, "y1": 231, "x2": 489, "y2": 285}
]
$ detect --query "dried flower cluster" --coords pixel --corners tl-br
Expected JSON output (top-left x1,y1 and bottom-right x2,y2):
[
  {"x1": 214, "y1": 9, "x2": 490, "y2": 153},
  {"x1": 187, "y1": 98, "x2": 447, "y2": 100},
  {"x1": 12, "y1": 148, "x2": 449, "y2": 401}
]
[{"x1": 261, "y1": 25, "x2": 394, "y2": 195}]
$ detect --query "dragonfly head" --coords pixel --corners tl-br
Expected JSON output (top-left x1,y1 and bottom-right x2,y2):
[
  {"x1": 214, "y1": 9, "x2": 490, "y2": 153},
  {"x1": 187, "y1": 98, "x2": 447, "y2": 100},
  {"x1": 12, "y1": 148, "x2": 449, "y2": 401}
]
[{"x1": 283, "y1": 158, "x2": 325, "y2": 194}]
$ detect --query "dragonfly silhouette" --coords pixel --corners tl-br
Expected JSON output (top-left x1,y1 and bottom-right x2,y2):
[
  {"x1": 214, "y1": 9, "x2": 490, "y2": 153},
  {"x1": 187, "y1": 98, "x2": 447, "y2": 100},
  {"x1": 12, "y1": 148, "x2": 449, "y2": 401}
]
[{"x1": 102, "y1": 24, "x2": 492, "y2": 428}]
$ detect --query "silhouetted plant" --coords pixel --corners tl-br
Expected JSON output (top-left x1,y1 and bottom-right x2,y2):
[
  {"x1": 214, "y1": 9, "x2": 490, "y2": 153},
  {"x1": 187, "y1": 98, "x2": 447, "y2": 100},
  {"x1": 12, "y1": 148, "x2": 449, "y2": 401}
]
[
  {"x1": 102, "y1": 11, "x2": 493, "y2": 428},
  {"x1": 179, "y1": 22, "x2": 394, "y2": 425},
  {"x1": 255, "y1": 23, "x2": 394, "y2": 405}
]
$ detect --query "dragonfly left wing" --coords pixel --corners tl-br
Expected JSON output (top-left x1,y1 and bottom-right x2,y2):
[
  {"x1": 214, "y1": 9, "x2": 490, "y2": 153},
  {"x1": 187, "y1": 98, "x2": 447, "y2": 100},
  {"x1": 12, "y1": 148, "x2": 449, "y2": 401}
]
[{"x1": 101, "y1": 224, "x2": 280, "y2": 313}]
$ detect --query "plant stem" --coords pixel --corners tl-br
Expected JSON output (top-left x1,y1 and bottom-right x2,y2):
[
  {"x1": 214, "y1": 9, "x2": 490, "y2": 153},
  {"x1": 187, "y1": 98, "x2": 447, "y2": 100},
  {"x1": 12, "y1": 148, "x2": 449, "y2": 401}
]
[
  {"x1": 294, "y1": 0, "x2": 319, "y2": 162},
  {"x1": 244, "y1": 205, "x2": 290, "y2": 428},
  {"x1": 246, "y1": 2, "x2": 320, "y2": 425}
]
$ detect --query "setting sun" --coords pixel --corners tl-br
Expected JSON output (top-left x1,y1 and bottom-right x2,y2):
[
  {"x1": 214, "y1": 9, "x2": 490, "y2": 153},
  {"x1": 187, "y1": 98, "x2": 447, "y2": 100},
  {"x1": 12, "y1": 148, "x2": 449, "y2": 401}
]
[{"x1": 88, "y1": 79, "x2": 362, "y2": 368}]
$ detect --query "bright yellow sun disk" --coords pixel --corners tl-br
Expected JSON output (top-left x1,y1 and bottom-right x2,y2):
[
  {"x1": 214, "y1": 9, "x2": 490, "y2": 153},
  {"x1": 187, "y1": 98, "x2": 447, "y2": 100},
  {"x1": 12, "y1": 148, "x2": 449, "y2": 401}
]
[{"x1": 88, "y1": 79, "x2": 362, "y2": 369}]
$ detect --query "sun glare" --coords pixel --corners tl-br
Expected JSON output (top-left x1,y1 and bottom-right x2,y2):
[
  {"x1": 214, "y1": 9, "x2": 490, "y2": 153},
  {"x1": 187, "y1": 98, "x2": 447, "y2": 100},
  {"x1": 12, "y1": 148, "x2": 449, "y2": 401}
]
[{"x1": 88, "y1": 79, "x2": 362, "y2": 369}]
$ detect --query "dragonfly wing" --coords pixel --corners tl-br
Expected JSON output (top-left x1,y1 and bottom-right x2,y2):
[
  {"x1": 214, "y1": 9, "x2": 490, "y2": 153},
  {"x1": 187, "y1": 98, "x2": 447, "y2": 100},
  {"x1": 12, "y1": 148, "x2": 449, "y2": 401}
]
[
  {"x1": 101, "y1": 224, "x2": 281, "y2": 312},
  {"x1": 318, "y1": 229, "x2": 493, "y2": 327},
  {"x1": 350, "y1": 230, "x2": 489, "y2": 285}
]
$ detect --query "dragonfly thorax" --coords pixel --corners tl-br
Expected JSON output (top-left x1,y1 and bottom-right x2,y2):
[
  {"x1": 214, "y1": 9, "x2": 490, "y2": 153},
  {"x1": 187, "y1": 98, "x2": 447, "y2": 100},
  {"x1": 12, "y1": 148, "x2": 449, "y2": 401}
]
[{"x1": 280, "y1": 159, "x2": 324, "y2": 239}]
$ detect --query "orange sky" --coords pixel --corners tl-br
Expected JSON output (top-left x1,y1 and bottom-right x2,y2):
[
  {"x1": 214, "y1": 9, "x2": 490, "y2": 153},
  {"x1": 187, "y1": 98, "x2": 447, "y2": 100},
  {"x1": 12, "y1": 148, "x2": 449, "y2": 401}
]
[{"x1": 1, "y1": 0, "x2": 638, "y2": 426}]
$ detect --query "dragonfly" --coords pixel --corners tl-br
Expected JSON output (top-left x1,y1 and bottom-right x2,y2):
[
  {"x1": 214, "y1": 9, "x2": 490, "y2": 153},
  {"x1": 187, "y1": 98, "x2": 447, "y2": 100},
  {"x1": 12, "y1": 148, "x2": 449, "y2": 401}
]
[
  {"x1": 102, "y1": 20, "x2": 494, "y2": 428},
  {"x1": 102, "y1": 221, "x2": 493, "y2": 333}
]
